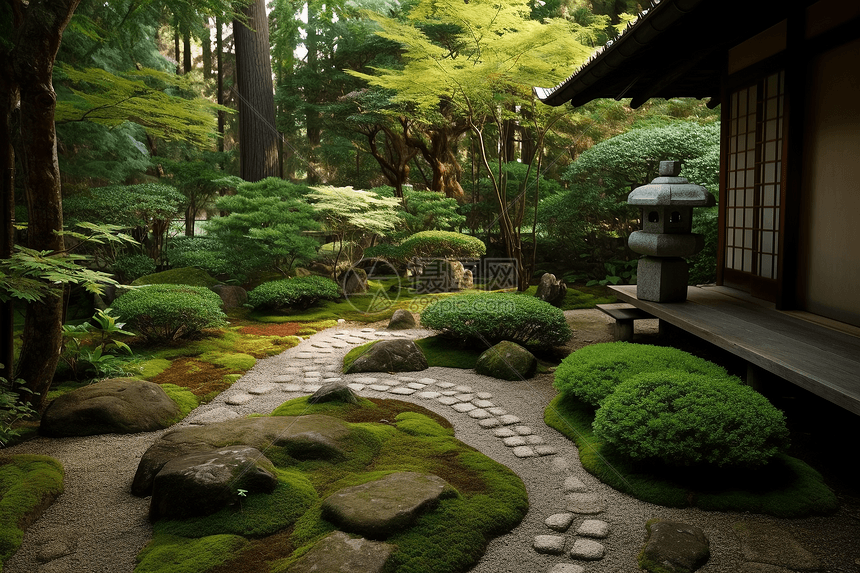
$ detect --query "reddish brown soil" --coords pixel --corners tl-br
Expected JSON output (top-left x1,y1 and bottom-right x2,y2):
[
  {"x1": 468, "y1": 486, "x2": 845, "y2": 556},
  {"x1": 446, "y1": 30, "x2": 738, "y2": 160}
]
[{"x1": 152, "y1": 358, "x2": 234, "y2": 398}]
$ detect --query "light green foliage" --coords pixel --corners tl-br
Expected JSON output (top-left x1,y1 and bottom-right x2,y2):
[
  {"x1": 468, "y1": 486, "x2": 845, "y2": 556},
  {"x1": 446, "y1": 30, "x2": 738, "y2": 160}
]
[
  {"x1": 134, "y1": 534, "x2": 249, "y2": 573},
  {"x1": 132, "y1": 268, "x2": 221, "y2": 288},
  {"x1": 60, "y1": 309, "x2": 134, "y2": 380},
  {"x1": 164, "y1": 237, "x2": 246, "y2": 280},
  {"x1": 593, "y1": 371, "x2": 790, "y2": 467},
  {"x1": 553, "y1": 342, "x2": 730, "y2": 407},
  {"x1": 0, "y1": 455, "x2": 64, "y2": 568},
  {"x1": 110, "y1": 285, "x2": 227, "y2": 342},
  {"x1": 420, "y1": 292, "x2": 571, "y2": 347},
  {"x1": 372, "y1": 186, "x2": 466, "y2": 242},
  {"x1": 0, "y1": 367, "x2": 36, "y2": 447},
  {"x1": 207, "y1": 178, "x2": 322, "y2": 277},
  {"x1": 398, "y1": 231, "x2": 486, "y2": 262},
  {"x1": 247, "y1": 277, "x2": 342, "y2": 311}
]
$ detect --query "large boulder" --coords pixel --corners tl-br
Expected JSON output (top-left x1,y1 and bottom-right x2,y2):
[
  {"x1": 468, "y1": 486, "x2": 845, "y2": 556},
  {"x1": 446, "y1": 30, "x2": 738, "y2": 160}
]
[
  {"x1": 310, "y1": 381, "x2": 359, "y2": 405},
  {"x1": 639, "y1": 519, "x2": 710, "y2": 573},
  {"x1": 475, "y1": 340, "x2": 537, "y2": 381},
  {"x1": 132, "y1": 415, "x2": 353, "y2": 495},
  {"x1": 40, "y1": 378, "x2": 180, "y2": 437},
  {"x1": 149, "y1": 446, "x2": 278, "y2": 520},
  {"x1": 321, "y1": 472, "x2": 457, "y2": 539},
  {"x1": 343, "y1": 339, "x2": 428, "y2": 374},
  {"x1": 535, "y1": 273, "x2": 567, "y2": 307},
  {"x1": 416, "y1": 259, "x2": 468, "y2": 293},
  {"x1": 209, "y1": 284, "x2": 248, "y2": 309},
  {"x1": 385, "y1": 309, "x2": 417, "y2": 331},
  {"x1": 284, "y1": 531, "x2": 395, "y2": 573},
  {"x1": 339, "y1": 268, "x2": 368, "y2": 295}
]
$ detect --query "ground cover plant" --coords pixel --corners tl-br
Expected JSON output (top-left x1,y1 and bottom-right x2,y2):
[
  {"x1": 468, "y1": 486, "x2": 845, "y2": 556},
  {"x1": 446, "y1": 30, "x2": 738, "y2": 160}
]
[{"x1": 135, "y1": 397, "x2": 528, "y2": 573}]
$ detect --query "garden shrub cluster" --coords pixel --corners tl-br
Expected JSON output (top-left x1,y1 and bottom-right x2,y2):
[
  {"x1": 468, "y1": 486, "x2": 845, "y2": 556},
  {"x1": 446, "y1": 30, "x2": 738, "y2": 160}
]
[
  {"x1": 593, "y1": 371, "x2": 790, "y2": 467},
  {"x1": 111, "y1": 285, "x2": 227, "y2": 342},
  {"x1": 164, "y1": 236, "x2": 260, "y2": 282},
  {"x1": 399, "y1": 231, "x2": 486, "y2": 261},
  {"x1": 553, "y1": 341, "x2": 730, "y2": 406},
  {"x1": 247, "y1": 276, "x2": 341, "y2": 311},
  {"x1": 419, "y1": 292, "x2": 571, "y2": 347}
]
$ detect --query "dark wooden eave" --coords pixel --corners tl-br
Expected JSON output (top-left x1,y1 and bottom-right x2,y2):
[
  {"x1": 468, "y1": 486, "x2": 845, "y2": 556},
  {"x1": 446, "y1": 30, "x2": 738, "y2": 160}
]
[{"x1": 535, "y1": 0, "x2": 813, "y2": 108}]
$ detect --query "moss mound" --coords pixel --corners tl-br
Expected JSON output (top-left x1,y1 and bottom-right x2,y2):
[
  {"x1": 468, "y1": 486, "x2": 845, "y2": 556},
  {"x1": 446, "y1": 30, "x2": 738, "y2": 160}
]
[{"x1": 132, "y1": 267, "x2": 221, "y2": 288}]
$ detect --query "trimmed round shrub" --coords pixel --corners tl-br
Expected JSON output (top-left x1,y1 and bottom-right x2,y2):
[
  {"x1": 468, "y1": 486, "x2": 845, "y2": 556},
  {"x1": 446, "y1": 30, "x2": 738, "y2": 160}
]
[
  {"x1": 111, "y1": 253, "x2": 156, "y2": 283},
  {"x1": 247, "y1": 276, "x2": 341, "y2": 310},
  {"x1": 553, "y1": 342, "x2": 731, "y2": 406},
  {"x1": 131, "y1": 267, "x2": 220, "y2": 288},
  {"x1": 110, "y1": 285, "x2": 227, "y2": 341},
  {"x1": 399, "y1": 231, "x2": 486, "y2": 261},
  {"x1": 592, "y1": 371, "x2": 790, "y2": 467},
  {"x1": 419, "y1": 292, "x2": 571, "y2": 347}
]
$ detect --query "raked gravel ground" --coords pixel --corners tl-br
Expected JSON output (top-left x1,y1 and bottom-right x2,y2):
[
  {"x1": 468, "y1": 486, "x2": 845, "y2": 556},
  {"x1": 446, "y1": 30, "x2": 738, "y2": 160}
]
[{"x1": 5, "y1": 319, "x2": 860, "y2": 573}]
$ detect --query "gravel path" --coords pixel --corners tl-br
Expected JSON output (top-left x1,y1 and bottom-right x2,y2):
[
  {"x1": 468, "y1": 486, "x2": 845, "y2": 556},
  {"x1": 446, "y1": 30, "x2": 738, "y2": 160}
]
[{"x1": 5, "y1": 315, "x2": 859, "y2": 572}]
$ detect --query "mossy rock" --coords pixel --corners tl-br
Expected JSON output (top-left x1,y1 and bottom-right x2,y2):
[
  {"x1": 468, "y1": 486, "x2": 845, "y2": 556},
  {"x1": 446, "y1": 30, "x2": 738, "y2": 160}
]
[
  {"x1": 475, "y1": 340, "x2": 537, "y2": 380},
  {"x1": 132, "y1": 267, "x2": 221, "y2": 288}
]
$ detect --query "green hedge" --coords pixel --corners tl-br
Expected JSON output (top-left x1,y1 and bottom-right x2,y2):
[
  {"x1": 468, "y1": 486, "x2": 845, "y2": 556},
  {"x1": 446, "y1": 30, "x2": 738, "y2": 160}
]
[
  {"x1": 399, "y1": 231, "x2": 486, "y2": 261},
  {"x1": 247, "y1": 276, "x2": 341, "y2": 310},
  {"x1": 593, "y1": 371, "x2": 790, "y2": 467},
  {"x1": 419, "y1": 292, "x2": 571, "y2": 347},
  {"x1": 111, "y1": 285, "x2": 227, "y2": 342},
  {"x1": 553, "y1": 342, "x2": 730, "y2": 406},
  {"x1": 111, "y1": 253, "x2": 156, "y2": 283}
]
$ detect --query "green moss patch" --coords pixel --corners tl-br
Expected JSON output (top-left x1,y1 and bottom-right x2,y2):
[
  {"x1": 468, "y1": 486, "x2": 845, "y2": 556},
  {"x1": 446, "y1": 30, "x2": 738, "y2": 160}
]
[
  {"x1": 0, "y1": 455, "x2": 65, "y2": 569},
  {"x1": 545, "y1": 392, "x2": 837, "y2": 517},
  {"x1": 341, "y1": 340, "x2": 379, "y2": 372},
  {"x1": 198, "y1": 351, "x2": 256, "y2": 371},
  {"x1": 160, "y1": 383, "x2": 199, "y2": 422},
  {"x1": 139, "y1": 398, "x2": 526, "y2": 573},
  {"x1": 518, "y1": 284, "x2": 616, "y2": 310},
  {"x1": 132, "y1": 267, "x2": 221, "y2": 288},
  {"x1": 414, "y1": 337, "x2": 482, "y2": 369},
  {"x1": 137, "y1": 358, "x2": 173, "y2": 379}
]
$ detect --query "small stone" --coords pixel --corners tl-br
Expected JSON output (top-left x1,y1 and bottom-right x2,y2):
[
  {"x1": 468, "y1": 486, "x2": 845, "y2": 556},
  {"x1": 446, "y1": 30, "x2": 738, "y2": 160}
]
[
  {"x1": 476, "y1": 392, "x2": 493, "y2": 400},
  {"x1": 273, "y1": 375, "x2": 294, "y2": 383},
  {"x1": 225, "y1": 393, "x2": 253, "y2": 405},
  {"x1": 389, "y1": 387, "x2": 416, "y2": 395},
  {"x1": 279, "y1": 384, "x2": 304, "y2": 392},
  {"x1": 374, "y1": 331, "x2": 390, "y2": 337},
  {"x1": 418, "y1": 391, "x2": 441, "y2": 399},
  {"x1": 407, "y1": 383, "x2": 426, "y2": 390},
  {"x1": 533, "y1": 535, "x2": 566, "y2": 555},
  {"x1": 311, "y1": 342, "x2": 329, "y2": 348},
  {"x1": 316, "y1": 348, "x2": 333, "y2": 353},
  {"x1": 488, "y1": 407, "x2": 508, "y2": 416},
  {"x1": 566, "y1": 493, "x2": 606, "y2": 514},
  {"x1": 493, "y1": 428, "x2": 516, "y2": 438},
  {"x1": 545, "y1": 513, "x2": 575, "y2": 532},
  {"x1": 569, "y1": 539, "x2": 605, "y2": 561},
  {"x1": 248, "y1": 385, "x2": 275, "y2": 395},
  {"x1": 418, "y1": 378, "x2": 436, "y2": 384},
  {"x1": 296, "y1": 352, "x2": 315, "y2": 359},
  {"x1": 331, "y1": 342, "x2": 348, "y2": 349},
  {"x1": 190, "y1": 407, "x2": 240, "y2": 424},
  {"x1": 438, "y1": 396, "x2": 459, "y2": 405},
  {"x1": 512, "y1": 446, "x2": 537, "y2": 458},
  {"x1": 304, "y1": 371, "x2": 323, "y2": 377},
  {"x1": 525, "y1": 435, "x2": 544, "y2": 445},
  {"x1": 313, "y1": 358, "x2": 330, "y2": 364},
  {"x1": 354, "y1": 377, "x2": 379, "y2": 384},
  {"x1": 303, "y1": 384, "x2": 323, "y2": 392},
  {"x1": 436, "y1": 382, "x2": 455, "y2": 389},
  {"x1": 548, "y1": 565, "x2": 584, "y2": 573},
  {"x1": 347, "y1": 384, "x2": 365, "y2": 392},
  {"x1": 454, "y1": 393, "x2": 475, "y2": 402},
  {"x1": 498, "y1": 414, "x2": 521, "y2": 425},
  {"x1": 398, "y1": 377, "x2": 418, "y2": 383},
  {"x1": 473, "y1": 399, "x2": 494, "y2": 409},
  {"x1": 452, "y1": 402, "x2": 476, "y2": 413},
  {"x1": 440, "y1": 390, "x2": 458, "y2": 396},
  {"x1": 360, "y1": 328, "x2": 375, "y2": 333},
  {"x1": 369, "y1": 385, "x2": 390, "y2": 392},
  {"x1": 577, "y1": 520, "x2": 610, "y2": 539},
  {"x1": 503, "y1": 436, "x2": 527, "y2": 447},
  {"x1": 564, "y1": 476, "x2": 587, "y2": 493},
  {"x1": 453, "y1": 385, "x2": 473, "y2": 393},
  {"x1": 535, "y1": 445, "x2": 558, "y2": 456},
  {"x1": 514, "y1": 426, "x2": 532, "y2": 435},
  {"x1": 478, "y1": 418, "x2": 501, "y2": 428},
  {"x1": 467, "y1": 409, "x2": 492, "y2": 419},
  {"x1": 323, "y1": 377, "x2": 343, "y2": 383}
]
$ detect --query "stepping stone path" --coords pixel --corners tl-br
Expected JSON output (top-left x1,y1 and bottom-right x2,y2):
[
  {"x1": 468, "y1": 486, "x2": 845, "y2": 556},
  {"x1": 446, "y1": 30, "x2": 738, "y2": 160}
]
[{"x1": 205, "y1": 325, "x2": 621, "y2": 572}]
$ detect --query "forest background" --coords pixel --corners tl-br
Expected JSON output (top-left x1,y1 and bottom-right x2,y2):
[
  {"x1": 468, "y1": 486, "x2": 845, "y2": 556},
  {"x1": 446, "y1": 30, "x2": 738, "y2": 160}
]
[{"x1": 0, "y1": 0, "x2": 720, "y2": 408}]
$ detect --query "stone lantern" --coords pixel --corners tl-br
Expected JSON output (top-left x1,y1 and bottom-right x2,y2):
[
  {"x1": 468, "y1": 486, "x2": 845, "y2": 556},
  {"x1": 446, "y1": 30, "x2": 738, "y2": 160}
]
[{"x1": 627, "y1": 160, "x2": 715, "y2": 302}]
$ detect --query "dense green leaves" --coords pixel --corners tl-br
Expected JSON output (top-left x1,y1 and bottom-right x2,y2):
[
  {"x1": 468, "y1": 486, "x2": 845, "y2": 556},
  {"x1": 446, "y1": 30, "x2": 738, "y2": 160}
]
[
  {"x1": 110, "y1": 285, "x2": 227, "y2": 342},
  {"x1": 247, "y1": 276, "x2": 342, "y2": 310}
]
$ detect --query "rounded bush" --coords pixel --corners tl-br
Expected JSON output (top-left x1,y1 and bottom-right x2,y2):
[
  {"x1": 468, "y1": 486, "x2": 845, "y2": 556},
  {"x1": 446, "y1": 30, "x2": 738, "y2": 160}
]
[
  {"x1": 110, "y1": 285, "x2": 227, "y2": 341},
  {"x1": 399, "y1": 231, "x2": 486, "y2": 261},
  {"x1": 592, "y1": 371, "x2": 790, "y2": 467},
  {"x1": 111, "y1": 253, "x2": 156, "y2": 283},
  {"x1": 247, "y1": 276, "x2": 341, "y2": 310},
  {"x1": 419, "y1": 292, "x2": 571, "y2": 347},
  {"x1": 553, "y1": 342, "x2": 730, "y2": 406}
]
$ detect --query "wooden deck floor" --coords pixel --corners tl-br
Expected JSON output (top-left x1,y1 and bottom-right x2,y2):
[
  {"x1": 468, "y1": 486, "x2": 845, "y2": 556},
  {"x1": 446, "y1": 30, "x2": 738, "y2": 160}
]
[{"x1": 608, "y1": 285, "x2": 860, "y2": 416}]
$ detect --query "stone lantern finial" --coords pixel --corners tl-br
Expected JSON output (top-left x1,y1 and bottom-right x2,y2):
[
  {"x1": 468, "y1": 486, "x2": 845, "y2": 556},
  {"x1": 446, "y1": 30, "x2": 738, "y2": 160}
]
[{"x1": 659, "y1": 160, "x2": 681, "y2": 177}]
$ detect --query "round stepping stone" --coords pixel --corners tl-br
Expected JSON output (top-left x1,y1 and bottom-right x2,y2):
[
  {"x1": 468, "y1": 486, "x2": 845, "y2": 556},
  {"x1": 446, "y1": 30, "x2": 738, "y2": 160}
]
[
  {"x1": 279, "y1": 384, "x2": 304, "y2": 392},
  {"x1": 248, "y1": 384, "x2": 275, "y2": 395},
  {"x1": 545, "y1": 513, "x2": 575, "y2": 532},
  {"x1": 512, "y1": 446, "x2": 537, "y2": 458},
  {"x1": 360, "y1": 328, "x2": 375, "y2": 333},
  {"x1": 303, "y1": 384, "x2": 323, "y2": 392},
  {"x1": 453, "y1": 385, "x2": 472, "y2": 393},
  {"x1": 353, "y1": 377, "x2": 379, "y2": 384},
  {"x1": 548, "y1": 564, "x2": 584, "y2": 573},
  {"x1": 488, "y1": 407, "x2": 507, "y2": 416},
  {"x1": 577, "y1": 519, "x2": 610, "y2": 538},
  {"x1": 373, "y1": 331, "x2": 390, "y2": 337},
  {"x1": 296, "y1": 352, "x2": 314, "y2": 359},
  {"x1": 436, "y1": 382, "x2": 455, "y2": 389},
  {"x1": 191, "y1": 407, "x2": 240, "y2": 424},
  {"x1": 503, "y1": 436, "x2": 527, "y2": 447},
  {"x1": 526, "y1": 435, "x2": 544, "y2": 445},
  {"x1": 315, "y1": 348, "x2": 334, "y2": 354},
  {"x1": 336, "y1": 330, "x2": 351, "y2": 335},
  {"x1": 498, "y1": 414, "x2": 521, "y2": 425},
  {"x1": 304, "y1": 371, "x2": 323, "y2": 378},
  {"x1": 313, "y1": 358, "x2": 331, "y2": 364},
  {"x1": 438, "y1": 396, "x2": 459, "y2": 406},
  {"x1": 389, "y1": 387, "x2": 416, "y2": 395},
  {"x1": 569, "y1": 539, "x2": 605, "y2": 561},
  {"x1": 406, "y1": 383, "x2": 426, "y2": 390},
  {"x1": 564, "y1": 476, "x2": 587, "y2": 493},
  {"x1": 344, "y1": 338, "x2": 365, "y2": 344},
  {"x1": 476, "y1": 392, "x2": 493, "y2": 400},
  {"x1": 311, "y1": 342, "x2": 329, "y2": 348},
  {"x1": 331, "y1": 342, "x2": 348, "y2": 349},
  {"x1": 418, "y1": 378, "x2": 436, "y2": 384},
  {"x1": 347, "y1": 384, "x2": 365, "y2": 392},
  {"x1": 478, "y1": 418, "x2": 501, "y2": 428},
  {"x1": 225, "y1": 393, "x2": 253, "y2": 405},
  {"x1": 389, "y1": 332, "x2": 408, "y2": 337},
  {"x1": 273, "y1": 375, "x2": 294, "y2": 383},
  {"x1": 323, "y1": 377, "x2": 343, "y2": 383},
  {"x1": 452, "y1": 402, "x2": 476, "y2": 413},
  {"x1": 493, "y1": 428, "x2": 516, "y2": 438},
  {"x1": 535, "y1": 445, "x2": 558, "y2": 456},
  {"x1": 454, "y1": 393, "x2": 475, "y2": 402},
  {"x1": 514, "y1": 426, "x2": 533, "y2": 435},
  {"x1": 533, "y1": 535, "x2": 565, "y2": 555},
  {"x1": 440, "y1": 390, "x2": 458, "y2": 396},
  {"x1": 369, "y1": 385, "x2": 391, "y2": 392},
  {"x1": 472, "y1": 399, "x2": 494, "y2": 409},
  {"x1": 566, "y1": 493, "x2": 606, "y2": 514},
  {"x1": 398, "y1": 377, "x2": 418, "y2": 382},
  {"x1": 467, "y1": 408, "x2": 492, "y2": 419},
  {"x1": 418, "y1": 391, "x2": 441, "y2": 399}
]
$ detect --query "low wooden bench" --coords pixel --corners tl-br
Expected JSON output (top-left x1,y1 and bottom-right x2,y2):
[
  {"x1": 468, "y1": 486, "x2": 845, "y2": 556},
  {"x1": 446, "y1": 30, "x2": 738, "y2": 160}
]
[{"x1": 596, "y1": 303, "x2": 656, "y2": 341}]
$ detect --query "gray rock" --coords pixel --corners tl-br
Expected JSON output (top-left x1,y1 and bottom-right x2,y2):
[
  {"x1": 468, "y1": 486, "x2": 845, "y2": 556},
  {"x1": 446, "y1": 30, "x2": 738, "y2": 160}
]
[
  {"x1": 284, "y1": 531, "x2": 394, "y2": 573},
  {"x1": 545, "y1": 513, "x2": 575, "y2": 532},
  {"x1": 339, "y1": 268, "x2": 368, "y2": 295},
  {"x1": 569, "y1": 538, "x2": 605, "y2": 561},
  {"x1": 577, "y1": 519, "x2": 610, "y2": 538},
  {"x1": 310, "y1": 381, "x2": 360, "y2": 404},
  {"x1": 132, "y1": 415, "x2": 353, "y2": 495},
  {"x1": 40, "y1": 378, "x2": 180, "y2": 437},
  {"x1": 344, "y1": 339, "x2": 428, "y2": 373},
  {"x1": 322, "y1": 472, "x2": 457, "y2": 539},
  {"x1": 733, "y1": 521, "x2": 820, "y2": 571},
  {"x1": 533, "y1": 535, "x2": 566, "y2": 555},
  {"x1": 565, "y1": 493, "x2": 606, "y2": 514},
  {"x1": 416, "y1": 259, "x2": 468, "y2": 292},
  {"x1": 149, "y1": 446, "x2": 278, "y2": 520},
  {"x1": 386, "y1": 309, "x2": 417, "y2": 330},
  {"x1": 535, "y1": 273, "x2": 567, "y2": 306},
  {"x1": 640, "y1": 519, "x2": 710, "y2": 573},
  {"x1": 475, "y1": 340, "x2": 537, "y2": 381},
  {"x1": 36, "y1": 533, "x2": 78, "y2": 563},
  {"x1": 564, "y1": 476, "x2": 587, "y2": 493},
  {"x1": 209, "y1": 284, "x2": 248, "y2": 309}
]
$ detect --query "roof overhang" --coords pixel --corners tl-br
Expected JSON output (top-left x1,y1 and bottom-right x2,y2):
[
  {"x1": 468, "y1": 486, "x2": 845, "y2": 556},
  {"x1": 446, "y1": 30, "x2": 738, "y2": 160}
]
[{"x1": 535, "y1": 0, "x2": 808, "y2": 108}]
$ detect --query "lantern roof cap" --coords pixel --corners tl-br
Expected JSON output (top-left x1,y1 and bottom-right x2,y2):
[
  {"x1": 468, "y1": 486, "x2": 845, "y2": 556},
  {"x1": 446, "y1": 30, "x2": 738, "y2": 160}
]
[{"x1": 628, "y1": 160, "x2": 716, "y2": 206}]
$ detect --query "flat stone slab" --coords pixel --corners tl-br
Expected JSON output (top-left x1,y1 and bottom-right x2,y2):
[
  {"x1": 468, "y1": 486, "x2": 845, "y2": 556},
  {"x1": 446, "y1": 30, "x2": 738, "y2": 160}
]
[
  {"x1": 302, "y1": 384, "x2": 322, "y2": 392},
  {"x1": 453, "y1": 385, "x2": 473, "y2": 393},
  {"x1": 535, "y1": 445, "x2": 558, "y2": 456},
  {"x1": 564, "y1": 476, "x2": 588, "y2": 493},
  {"x1": 733, "y1": 521, "x2": 820, "y2": 571},
  {"x1": 406, "y1": 383, "x2": 426, "y2": 390},
  {"x1": 478, "y1": 418, "x2": 501, "y2": 428},
  {"x1": 353, "y1": 377, "x2": 379, "y2": 384},
  {"x1": 388, "y1": 387, "x2": 416, "y2": 395},
  {"x1": 331, "y1": 342, "x2": 348, "y2": 348},
  {"x1": 533, "y1": 535, "x2": 566, "y2": 555},
  {"x1": 323, "y1": 377, "x2": 343, "y2": 383},
  {"x1": 577, "y1": 519, "x2": 610, "y2": 538},
  {"x1": 514, "y1": 426, "x2": 533, "y2": 435},
  {"x1": 436, "y1": 382, "x2": 455, "y2": 389},
  {"x1": 273, "y1": 375, "x2": 294, "y2": 382},
  {"x1": 279, "y1": 384, "x2": 304, "y2": 392},
  {"x1": 374, "y1": 331, "x2": 391, "y2": 337},
  {"x1": 467, "y1": 408, "x2": 492, "y2": 419},
  {"x1": 569, "y1": 539, "x2": 605, "y2": 561},
  {"x1": 475, "y1": 392, "x2": 492, "y2": 400},
  {"x1": 512, "y1": 446, "x2": 537, "y2": 458},
  {"x1": 452, "y1": 402, "x2": 476, "y2": 413},
  {"x1": 418, "y1": 378, "x2": 436, "y2": 384},
  {"x1": 545, "y1": 513, "x2": 575, "y2": 532},
  {"x1": 642, "y1": 520, "x2": 710, "y2": 573},
  {"x1": 284, "y1": 529, "x2": 390, "y2": 572},
  {"x1": 454, "y1": 393, "x2": 475, "y2": 402},
  {"x1": 321, "y1": 472, "x2": 456, "y2": 539},
  {"x1": 348, "y1": 384, "x2": 365, "y2": 392},
  {"x1": 503, "y1": 436, "x2": 527, "y2": 447},
  {"x1": 494, "y1": 428, "x2": 516, "y2": 438},
  {"x1": 304, "y1": 371, "x2": 323, "y2": 377},
  {"x1": 248, "y1": 385, "x2": 276, "y2": 395},
  {"x1": 440, "y1": 390, "x2": 458, "y2": 396},
  {"x1": 488, "y1": 407, "x2": 507, "y2": 416},
  {"x1": 498, "y1": 415, "x2": 521, "y2": 425},
  {"x1": 526, "y1": 435, "x2": 544, "y2": 445},
  {"x1": 473, "y1": 399, "x2": 494, "y2": 409},
  {"x1": 364, "y1": 385, "x2": 386, "y2": 391},
  {"x1": 438, "y1": 397, "x2": 460, "y2": 406},
  {"x1": 566, "y1": 493, "x2": 606, "y2": 514},
  {"x1": 225, "y1": 393, "x2": 254, "y2": 405},
  {"x1": 296, "y1": 352, "x2": 315, "y2": 359},
  {"x1": 191, "y1": 407, "x2": 240, "y2": 425},
  {"x1": 397, "y1": 377, "x2": 418, "y2": 383},
  {"x1": 548, "y1": 565, "x2": 585, "y2": 573},
  {"x1": 418, "y1": 392, "x2": 441, "y2": 399}
]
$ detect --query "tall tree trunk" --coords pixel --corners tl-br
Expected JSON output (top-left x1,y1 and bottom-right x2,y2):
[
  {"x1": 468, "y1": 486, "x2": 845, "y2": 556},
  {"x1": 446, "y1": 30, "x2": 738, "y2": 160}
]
[
  {"x1": 0, "y1": 72, "x2": 17, "y2": 384},
  {"x1": 234, "y1": 0, "x2": 279, "y2": 181},
  {"x1": 174, "y1": 26, "x2": 181, "y2": 74},
  {"x1": 305, "y1": 2, "x2": 321, "y2": 183},
  {"x1": 183, "y1": 29, "x2": 192, "y2": 74},
  {"x1": 201, "y1": 21, "x2": 212, "y2": 80},
  {"x1": 216, "y1": 17, "x2": 224, "y2": 154},
  {"x1": 7, "y1": 0, "x2": 82, "y2": 411}
]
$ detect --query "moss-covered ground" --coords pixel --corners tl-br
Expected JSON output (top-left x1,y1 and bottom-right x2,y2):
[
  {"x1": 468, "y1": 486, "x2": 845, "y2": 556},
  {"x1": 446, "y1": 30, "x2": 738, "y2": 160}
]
[
  {"x1": 545, "y1": 392, "x2": 838, "y2": 517},
  {"x1": 135, "y1": 397, "x2": 528, "y2": 573}
]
